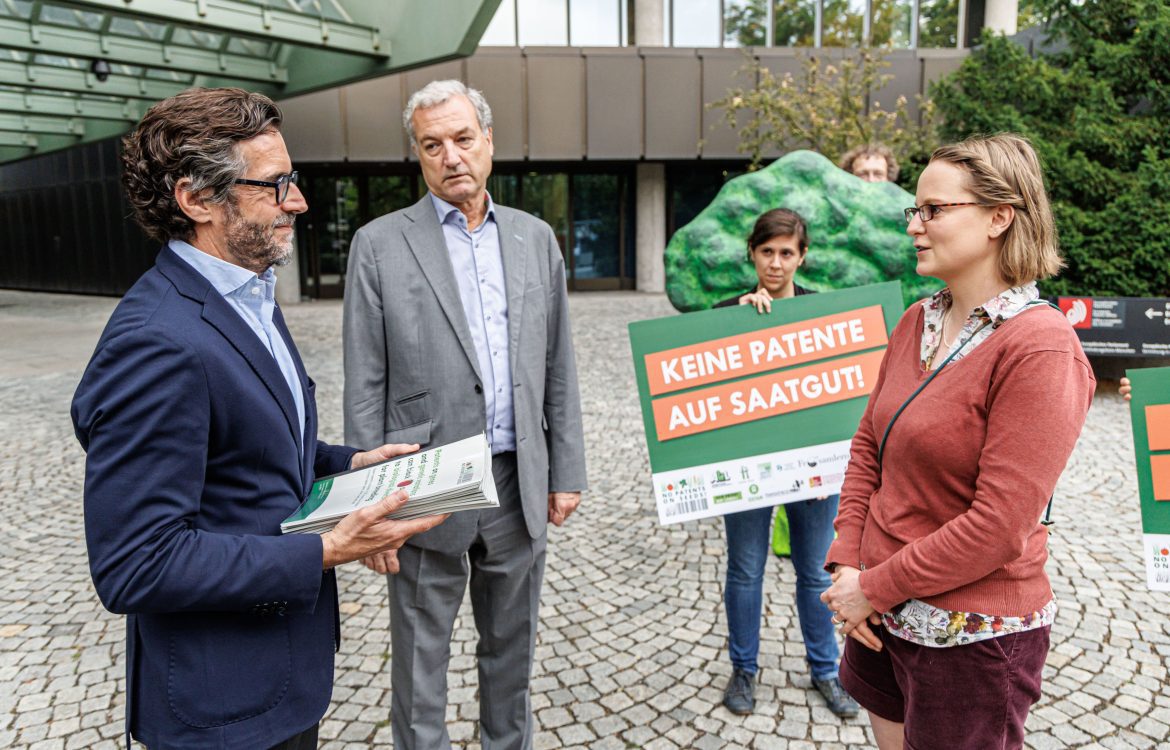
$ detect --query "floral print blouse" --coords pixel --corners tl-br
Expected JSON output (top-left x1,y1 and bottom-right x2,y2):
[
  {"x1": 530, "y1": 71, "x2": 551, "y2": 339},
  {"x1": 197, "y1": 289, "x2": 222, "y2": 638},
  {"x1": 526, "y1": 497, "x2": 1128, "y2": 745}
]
[
  {"x1": 883, "y1": 598, "x2": 1057, "y2": 648},
  {"x1": 921, "y1": 283, "x2": 1041, "y2": 370},
  {"x1": 888, "y1": 282, "x2": 1057, "y2": 648}
]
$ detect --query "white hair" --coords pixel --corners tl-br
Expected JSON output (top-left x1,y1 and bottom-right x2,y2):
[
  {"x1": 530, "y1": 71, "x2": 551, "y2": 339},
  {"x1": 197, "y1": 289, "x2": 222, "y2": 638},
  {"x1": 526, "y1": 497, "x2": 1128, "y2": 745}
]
[{"x1": 402, "y1": 79, "x2": 493, "y2": 147}]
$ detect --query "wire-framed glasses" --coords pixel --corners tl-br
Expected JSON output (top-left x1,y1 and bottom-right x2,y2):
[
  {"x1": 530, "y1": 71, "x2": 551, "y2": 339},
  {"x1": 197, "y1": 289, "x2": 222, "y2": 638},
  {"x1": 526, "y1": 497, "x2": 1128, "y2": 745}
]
[
  {"x1": 903, "y1": 202, "x2": 988, "y2": 223},
  {"x1": 234, "y1": 171, "x2": 299, "y2": 204}
]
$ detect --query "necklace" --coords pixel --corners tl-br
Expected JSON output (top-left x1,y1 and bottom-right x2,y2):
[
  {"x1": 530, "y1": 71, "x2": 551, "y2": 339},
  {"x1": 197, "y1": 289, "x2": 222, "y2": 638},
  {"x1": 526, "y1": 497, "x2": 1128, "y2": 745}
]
[
  {"x1": 927, "y1": 308, "x2": 962, "y2": 370},
  {"x1": 940, "y1": 309, "x2": 958, "y2": 349}
]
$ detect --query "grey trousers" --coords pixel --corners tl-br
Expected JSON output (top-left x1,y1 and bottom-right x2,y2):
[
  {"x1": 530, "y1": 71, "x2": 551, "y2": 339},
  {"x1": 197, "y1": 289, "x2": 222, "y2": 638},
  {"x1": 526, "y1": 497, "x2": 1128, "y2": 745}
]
[{"x1": 388, "y1": 452, "x2": 547, "y2": 750}]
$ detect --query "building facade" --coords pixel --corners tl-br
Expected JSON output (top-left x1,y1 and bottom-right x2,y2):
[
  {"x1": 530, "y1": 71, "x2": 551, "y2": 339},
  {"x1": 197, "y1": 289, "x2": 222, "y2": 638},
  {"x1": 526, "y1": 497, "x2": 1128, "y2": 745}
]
[{"x1": 0, "y1": 0, "x2": 1022, "y2": 299}]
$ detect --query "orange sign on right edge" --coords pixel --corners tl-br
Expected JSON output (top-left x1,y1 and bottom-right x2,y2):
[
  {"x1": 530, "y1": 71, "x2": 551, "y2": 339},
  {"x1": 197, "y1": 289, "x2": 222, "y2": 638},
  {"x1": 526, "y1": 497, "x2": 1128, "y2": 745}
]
[
  {"x1": 1150, "y1": 454, "x2": 1170, "y2": 502},
  {"x1": 1145, "y1": 404, "x2": 1170, "y2": 451}
]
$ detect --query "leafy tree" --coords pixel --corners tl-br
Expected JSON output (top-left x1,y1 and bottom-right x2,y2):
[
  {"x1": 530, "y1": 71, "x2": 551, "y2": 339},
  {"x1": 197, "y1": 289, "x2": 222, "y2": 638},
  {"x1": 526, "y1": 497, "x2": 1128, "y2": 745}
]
[
  {"x1": 724, "y1": 0, "x2": 767, "y2": 46},
  {"x1": 1015, "y1": 1, "x2": 1048, "y2": 31},
  {"x1": 821, "y1": 0, "x2": 866, "y2": 46},
  {"x1": 774, "y1": 0, "x2": 817, "y2": 45},
  {"x1": 918, "y1": 0, "x2": 959, "y2": 47},
  {"x1": 723, "y1": 0, "x2": 816, "y2": 47},
  {"x1": 870, "y1": 0, "x2": 914, "y2": 48},
  {"x1": 708, "y1": 47, "x2": 937, "y2": 186},
  {"x1": 930, "y1": 0, "x2": 1170, "y2": 296},
  {"x1": 723, "y1": 1, "x2": 969, "y2": 49}
]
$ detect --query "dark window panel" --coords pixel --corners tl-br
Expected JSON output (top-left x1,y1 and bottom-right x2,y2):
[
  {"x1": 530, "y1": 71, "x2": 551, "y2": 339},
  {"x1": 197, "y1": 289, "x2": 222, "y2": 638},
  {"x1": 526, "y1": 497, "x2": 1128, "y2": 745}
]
[{"x1": 570, "y1": 173, "x2": 622, "y2": 280}]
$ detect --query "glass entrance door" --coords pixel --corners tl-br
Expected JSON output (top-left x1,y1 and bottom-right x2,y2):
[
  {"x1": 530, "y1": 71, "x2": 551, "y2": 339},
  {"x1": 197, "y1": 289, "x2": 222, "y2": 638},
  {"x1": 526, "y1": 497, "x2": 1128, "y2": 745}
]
[
  {"x1": 493, "y1": 167, "x2": 633, "y2": 290},
  {"x1": 301, "y1": 175, "x2": 358, "y2": 299}
]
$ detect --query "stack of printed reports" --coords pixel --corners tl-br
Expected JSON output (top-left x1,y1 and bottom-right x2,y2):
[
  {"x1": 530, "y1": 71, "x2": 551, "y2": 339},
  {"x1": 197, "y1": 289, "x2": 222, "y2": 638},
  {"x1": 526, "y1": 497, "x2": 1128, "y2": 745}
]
[{"x1": 281, "y1": 433, "x2": 499, "y2": 534}]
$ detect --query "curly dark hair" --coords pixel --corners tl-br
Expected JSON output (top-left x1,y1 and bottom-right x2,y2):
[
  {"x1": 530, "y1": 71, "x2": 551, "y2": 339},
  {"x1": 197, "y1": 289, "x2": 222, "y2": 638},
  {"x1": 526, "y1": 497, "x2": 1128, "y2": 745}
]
[
  {"x1": 839, "y1": 143, "x2": 900, "y2": 183},
  {"x1": 120, "y1": 87, "x2": 282, "y2": 243}
]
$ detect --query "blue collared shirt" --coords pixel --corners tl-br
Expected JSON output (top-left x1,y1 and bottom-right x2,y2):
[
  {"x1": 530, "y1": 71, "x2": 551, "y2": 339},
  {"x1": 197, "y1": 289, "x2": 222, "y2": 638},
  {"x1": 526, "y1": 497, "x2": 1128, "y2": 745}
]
[
  {"x1": 430, "y1": 193, "x2": 515, "y2": 453},
  {"x1": 168, "y1": 239, "x2": 306, "y2": 456}
]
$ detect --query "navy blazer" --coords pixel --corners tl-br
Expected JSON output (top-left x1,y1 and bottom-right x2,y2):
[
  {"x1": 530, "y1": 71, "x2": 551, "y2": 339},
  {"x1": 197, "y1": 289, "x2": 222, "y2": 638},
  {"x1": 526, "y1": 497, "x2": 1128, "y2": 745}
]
[{"x1": 72, "y1": 247, "x2": 357, "y2": 749}]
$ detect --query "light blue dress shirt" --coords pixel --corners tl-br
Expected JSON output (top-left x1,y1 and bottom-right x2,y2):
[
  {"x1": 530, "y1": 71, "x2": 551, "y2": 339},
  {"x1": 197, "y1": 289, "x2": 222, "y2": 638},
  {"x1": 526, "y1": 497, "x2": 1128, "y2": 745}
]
[
  {"x1": 430, "y1": 193, "x2": 516, "y2": 453},
  {"x1": 168, "y1": 239, "x2": 306, "y2": 456}
]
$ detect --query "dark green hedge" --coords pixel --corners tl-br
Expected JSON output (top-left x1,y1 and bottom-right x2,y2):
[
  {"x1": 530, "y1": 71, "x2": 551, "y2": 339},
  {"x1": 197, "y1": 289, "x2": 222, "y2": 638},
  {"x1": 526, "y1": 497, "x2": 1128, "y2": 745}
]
[{"x1": 930, "y1": 1, "x2": 1170, "y2": 297}]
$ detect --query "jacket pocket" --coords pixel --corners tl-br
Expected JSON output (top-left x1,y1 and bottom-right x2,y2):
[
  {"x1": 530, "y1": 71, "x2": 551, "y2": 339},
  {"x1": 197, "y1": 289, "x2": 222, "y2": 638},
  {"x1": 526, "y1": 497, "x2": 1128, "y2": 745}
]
[
  {"x1": 167, "y1": 613, "x2": 291, "y2": 728},
  {"x1": 384, "y1": 391, "x2": 431, "y2": 437},
  {"x1": 384, "y1": 419, "x2": 433, "y2": 447}
]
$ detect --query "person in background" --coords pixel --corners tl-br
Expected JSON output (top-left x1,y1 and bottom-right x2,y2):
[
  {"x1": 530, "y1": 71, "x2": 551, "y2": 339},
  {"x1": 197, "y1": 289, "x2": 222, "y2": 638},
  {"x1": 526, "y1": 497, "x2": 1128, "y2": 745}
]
[
  {"x1": 821, "y1": 133, "x2": 1094, "y2": 749},
  {"x1": 713, "y1": 208, "x2": 859, "y2": 719},
  {"x1": 840, "y1": 143, "x2": 899, "y2": 183}
]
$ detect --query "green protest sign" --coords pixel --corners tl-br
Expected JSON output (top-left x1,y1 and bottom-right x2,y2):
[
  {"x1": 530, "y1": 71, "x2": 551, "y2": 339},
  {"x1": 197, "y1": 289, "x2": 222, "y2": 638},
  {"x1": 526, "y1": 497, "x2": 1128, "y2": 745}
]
[
  {"x1": 629, "y1": 282, "x2": 904, "y2": 524},
  {"x1": 1125, "y1": 365, "x2": 1170, "y2": 591}
]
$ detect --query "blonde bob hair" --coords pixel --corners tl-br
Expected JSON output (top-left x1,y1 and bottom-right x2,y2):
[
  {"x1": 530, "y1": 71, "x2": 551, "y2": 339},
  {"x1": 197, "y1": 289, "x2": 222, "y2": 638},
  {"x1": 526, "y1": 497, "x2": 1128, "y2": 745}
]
[{"x1": 929, "y1": 133, "x2": 1063, "y2": 286}]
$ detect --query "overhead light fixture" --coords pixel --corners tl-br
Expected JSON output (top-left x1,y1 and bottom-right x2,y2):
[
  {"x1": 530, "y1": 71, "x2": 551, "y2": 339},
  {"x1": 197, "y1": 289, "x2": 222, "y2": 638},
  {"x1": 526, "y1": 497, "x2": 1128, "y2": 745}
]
[{"x1": 90, "y1": 59, "x2": 111, "y2": 83}]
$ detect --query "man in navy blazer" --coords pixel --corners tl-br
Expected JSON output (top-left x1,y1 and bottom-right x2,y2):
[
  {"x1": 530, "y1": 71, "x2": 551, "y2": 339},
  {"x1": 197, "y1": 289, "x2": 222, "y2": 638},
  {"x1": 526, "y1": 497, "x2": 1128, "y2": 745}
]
[{"x1": 71, "y1": 88, "x2": 445, "y2": 750}]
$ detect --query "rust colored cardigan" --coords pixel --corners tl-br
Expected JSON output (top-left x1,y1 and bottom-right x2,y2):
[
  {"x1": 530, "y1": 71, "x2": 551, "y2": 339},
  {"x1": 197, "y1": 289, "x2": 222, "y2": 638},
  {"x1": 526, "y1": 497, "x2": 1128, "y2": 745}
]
[{"x1": 826, "y1": 302, "x2": 1095, "y2": 616}]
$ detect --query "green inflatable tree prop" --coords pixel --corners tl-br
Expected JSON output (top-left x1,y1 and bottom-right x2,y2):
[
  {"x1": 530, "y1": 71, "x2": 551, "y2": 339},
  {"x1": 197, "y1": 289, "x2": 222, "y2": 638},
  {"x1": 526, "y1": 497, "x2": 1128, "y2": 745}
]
[{"x1": 664, "y1": 150, "x2": 938, "y2": 313}]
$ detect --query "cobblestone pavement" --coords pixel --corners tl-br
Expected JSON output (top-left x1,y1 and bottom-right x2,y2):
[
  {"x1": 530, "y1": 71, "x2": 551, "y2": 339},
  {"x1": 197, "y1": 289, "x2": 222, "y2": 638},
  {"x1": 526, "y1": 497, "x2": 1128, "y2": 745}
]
[{"x1": 1, "y1": 288, "x2": 1167, "y2": 750}]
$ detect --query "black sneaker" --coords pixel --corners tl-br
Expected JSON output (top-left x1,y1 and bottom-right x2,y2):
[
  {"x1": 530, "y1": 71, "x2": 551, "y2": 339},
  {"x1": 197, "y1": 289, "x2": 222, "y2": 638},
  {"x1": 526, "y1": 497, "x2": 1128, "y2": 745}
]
[
  {"x1": 812, "y1": 676, "x2": 860, "y2": 718},
  {"x1": 722, "y1": 667, "x2": 756, "y2": 715}
]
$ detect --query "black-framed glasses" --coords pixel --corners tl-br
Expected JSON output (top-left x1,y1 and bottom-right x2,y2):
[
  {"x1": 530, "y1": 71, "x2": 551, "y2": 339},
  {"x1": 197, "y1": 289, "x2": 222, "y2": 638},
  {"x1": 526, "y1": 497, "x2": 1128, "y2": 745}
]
[
  {"x1": 234, "y1": 171, "x2": 298, "y2": 203},
  {"x1": 903, "y1": 202, "x2": 988, "y2": 224}
]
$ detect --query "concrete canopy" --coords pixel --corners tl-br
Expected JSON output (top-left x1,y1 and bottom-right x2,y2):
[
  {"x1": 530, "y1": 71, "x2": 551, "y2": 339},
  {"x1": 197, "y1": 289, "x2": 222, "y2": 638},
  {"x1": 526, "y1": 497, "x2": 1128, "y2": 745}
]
[{"x1": 0, "y1": 0, "x2": 501, "y2": 163}]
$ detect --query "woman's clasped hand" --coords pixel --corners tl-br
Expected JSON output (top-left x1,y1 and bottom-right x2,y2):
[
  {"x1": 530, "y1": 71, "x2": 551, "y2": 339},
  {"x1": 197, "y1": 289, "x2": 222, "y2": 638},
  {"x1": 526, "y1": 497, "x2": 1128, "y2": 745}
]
[{"x1": 821, "y1": 566, "x2": 882, "y2": 651}]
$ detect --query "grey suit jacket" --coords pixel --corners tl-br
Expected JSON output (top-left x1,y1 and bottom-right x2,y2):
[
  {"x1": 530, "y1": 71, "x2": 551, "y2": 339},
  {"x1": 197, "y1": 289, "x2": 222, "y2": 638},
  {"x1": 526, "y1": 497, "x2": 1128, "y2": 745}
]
[{"x1": 343, "y1": 194, "x2": 587, "y2": 551}]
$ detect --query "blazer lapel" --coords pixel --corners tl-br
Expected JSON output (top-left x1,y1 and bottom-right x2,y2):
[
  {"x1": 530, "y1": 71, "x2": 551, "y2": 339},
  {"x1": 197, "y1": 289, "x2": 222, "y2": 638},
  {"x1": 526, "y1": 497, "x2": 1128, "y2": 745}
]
[
  {"x1": 495, "y1": 209, "x2": 528, "y2": 377},
  {"x1": 201, "y1": 296, "x2": 304, "y2": 457},
  {"x1": 158, "y1": 248, "x2": 304, "y2": 460},
  {"x1": 403, "y1": 196, "x2": 484, "y2": 382},
  {"x1": 273, "y1": 305, "x2": 312, "y2": 488}
]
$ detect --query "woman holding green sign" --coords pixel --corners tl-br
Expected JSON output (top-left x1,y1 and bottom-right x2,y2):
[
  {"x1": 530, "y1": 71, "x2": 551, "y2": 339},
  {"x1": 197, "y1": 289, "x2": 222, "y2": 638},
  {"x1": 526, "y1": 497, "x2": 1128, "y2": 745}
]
[
  {"x1": 820, "y1": 134, "x2": 1094, "y2": 749},
  {"x1": 713, "y1": 208, "x2": 859, "y2": 719}
]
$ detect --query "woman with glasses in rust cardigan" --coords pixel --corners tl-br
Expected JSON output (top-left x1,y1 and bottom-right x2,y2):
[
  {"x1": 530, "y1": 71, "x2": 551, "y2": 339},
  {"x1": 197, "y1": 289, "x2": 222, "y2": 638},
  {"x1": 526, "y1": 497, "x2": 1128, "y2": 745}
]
[{"x1": 820, "y1": 134, "x2": 1094, "y2": 749}]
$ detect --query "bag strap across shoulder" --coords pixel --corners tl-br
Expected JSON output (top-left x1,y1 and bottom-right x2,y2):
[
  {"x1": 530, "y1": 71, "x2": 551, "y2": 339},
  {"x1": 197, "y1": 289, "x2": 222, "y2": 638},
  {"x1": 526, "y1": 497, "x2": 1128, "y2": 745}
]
[
  {"x1": 875, "y1": 319, "x2": 988, "y2": 466},
  {"x1": 875, "y1": 299, "x2": 1059, "y2": 525}
]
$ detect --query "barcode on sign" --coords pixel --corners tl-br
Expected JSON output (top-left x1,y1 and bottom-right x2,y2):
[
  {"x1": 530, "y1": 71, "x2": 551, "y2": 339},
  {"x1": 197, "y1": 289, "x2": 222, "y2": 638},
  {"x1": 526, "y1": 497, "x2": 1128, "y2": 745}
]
[
  {"x1": 663, "y1": 497, "x2": 709, "y2": 517},
  {"x1": 458, "y1": 461, "x2": 474, "y2": 484},
  {"x1": 1156, "y1": 570, "x2": 1170, "y2": 584}
]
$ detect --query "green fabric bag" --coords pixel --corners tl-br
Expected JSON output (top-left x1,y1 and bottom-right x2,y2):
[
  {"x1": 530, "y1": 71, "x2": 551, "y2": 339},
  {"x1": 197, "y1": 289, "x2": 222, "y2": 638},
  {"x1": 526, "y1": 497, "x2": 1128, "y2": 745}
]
[{"x1": 771, "y1": 505, "x2": 791, "y2": 558}]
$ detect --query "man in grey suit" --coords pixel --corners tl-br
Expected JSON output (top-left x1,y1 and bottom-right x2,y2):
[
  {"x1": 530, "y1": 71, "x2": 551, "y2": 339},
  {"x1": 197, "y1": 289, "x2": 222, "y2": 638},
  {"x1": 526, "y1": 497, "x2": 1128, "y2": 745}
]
[{"x1": 343, "y1": 79, "x2": 587, "y2": 750}]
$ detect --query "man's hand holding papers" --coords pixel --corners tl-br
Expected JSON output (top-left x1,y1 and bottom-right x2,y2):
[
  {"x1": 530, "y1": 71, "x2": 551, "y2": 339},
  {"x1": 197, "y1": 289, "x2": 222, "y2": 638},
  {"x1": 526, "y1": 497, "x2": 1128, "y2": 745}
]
[
  {"x1": 350, "y1": 441, "x2": 422, "y2": 471},
  {"x1": 321, "y1": 491, "x2": 447, "y2": 569},
  {"x1": 285, "y1": 435, "x2": 501, "y2": 571}
]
